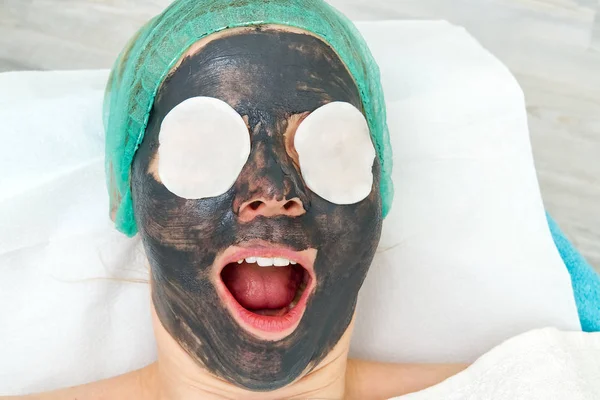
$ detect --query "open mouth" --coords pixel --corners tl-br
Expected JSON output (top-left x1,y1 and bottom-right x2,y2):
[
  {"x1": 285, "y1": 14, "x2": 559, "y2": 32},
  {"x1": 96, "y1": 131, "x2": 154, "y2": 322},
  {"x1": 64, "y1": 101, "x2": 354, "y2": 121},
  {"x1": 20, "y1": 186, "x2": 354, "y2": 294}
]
[{"x1": 213, "y1": 245, "x2": 316, "y2": 340}]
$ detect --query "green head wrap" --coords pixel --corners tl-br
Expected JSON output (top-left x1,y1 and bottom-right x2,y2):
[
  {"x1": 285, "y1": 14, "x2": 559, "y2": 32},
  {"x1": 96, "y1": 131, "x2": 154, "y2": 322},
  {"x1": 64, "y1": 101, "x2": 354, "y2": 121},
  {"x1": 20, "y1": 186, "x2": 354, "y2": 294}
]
[{"x1": 104, "y1": 0, "x2": 393, "y2": 237}]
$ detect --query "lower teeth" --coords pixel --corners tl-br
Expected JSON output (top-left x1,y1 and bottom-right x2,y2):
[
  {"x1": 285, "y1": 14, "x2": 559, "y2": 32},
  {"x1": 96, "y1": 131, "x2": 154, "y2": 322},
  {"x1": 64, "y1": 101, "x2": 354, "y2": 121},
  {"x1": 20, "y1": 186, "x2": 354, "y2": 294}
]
[{"x1": 288, "y1": 280, "x2": 307, "y2": 310}]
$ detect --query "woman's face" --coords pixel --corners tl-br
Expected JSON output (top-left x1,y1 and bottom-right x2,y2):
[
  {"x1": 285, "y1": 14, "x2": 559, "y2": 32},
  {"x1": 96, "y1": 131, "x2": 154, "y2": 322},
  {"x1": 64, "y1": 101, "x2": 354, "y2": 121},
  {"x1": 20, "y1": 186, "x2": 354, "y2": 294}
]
[{"x1": 131, "y1": 27, "x2": 382, "y2": 391}]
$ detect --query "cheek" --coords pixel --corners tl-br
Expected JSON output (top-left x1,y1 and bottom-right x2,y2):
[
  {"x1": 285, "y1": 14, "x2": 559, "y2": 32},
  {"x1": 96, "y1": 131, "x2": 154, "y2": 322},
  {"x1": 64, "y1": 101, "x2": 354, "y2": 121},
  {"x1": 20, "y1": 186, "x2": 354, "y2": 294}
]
[
  {"x1": 139, "y1": 210, "x2": 229, "y2": 294},
  {"x1": 313, "y1": 193, "x2": 382, "y2": 273},
  {"x1": 136, "y1": 176, "x2": 237, "y2": 254}
]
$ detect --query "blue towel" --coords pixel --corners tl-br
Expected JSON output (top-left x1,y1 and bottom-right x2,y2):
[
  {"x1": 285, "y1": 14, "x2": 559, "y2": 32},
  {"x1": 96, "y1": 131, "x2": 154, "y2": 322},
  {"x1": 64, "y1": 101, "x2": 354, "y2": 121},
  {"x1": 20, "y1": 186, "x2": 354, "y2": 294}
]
[{"x1": 548, "y1": 213, "x2": 600, "y2": 332}]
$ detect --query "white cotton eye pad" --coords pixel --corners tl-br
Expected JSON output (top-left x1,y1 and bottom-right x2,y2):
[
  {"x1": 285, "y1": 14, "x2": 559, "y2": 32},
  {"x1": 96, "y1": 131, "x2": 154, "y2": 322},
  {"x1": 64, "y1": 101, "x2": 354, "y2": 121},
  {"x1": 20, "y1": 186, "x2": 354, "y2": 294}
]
[
  {"x1": 157, "y1": 96, "x2": 251, "y2": 199},
  {"x1": 294, "y1": 102, "x2": 376, "y2": 205}
]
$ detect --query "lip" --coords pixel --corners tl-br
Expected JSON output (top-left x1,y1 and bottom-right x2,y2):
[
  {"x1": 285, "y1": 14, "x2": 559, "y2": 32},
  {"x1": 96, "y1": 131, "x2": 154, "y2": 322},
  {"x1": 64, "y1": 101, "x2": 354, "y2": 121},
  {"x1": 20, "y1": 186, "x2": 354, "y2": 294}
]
[{"x1": 212, "y1": 241, "x2": 317, "y2": 341}]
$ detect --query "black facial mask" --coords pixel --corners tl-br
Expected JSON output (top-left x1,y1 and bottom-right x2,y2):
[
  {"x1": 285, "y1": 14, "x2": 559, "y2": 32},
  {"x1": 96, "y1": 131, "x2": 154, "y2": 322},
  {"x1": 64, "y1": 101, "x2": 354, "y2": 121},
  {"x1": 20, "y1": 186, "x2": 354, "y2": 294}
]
[{"x1": 131, "y1": 28, "x2": 383, "y2": 391}]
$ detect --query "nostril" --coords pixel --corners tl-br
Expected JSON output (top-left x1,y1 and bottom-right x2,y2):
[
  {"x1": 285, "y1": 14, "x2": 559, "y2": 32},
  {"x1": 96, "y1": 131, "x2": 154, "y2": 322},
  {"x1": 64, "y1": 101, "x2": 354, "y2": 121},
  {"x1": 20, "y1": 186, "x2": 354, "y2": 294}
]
[
  {"x1": 238, "y1": 197, "x2": 305, "y2": 221},
  {"x1": 249, "y1": 201, "x2": 263, "y2": 211},
  {"x1": 283, "y1": 199, "x2": 304, "y2": 215}
]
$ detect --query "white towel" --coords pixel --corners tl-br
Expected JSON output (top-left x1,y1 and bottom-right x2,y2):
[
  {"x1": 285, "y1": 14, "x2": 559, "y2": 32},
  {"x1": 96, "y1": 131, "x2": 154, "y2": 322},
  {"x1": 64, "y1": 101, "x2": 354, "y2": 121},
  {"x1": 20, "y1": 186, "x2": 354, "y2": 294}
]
[{"x1": 396, "y1": 328, "x2": 600, "y2": 400}]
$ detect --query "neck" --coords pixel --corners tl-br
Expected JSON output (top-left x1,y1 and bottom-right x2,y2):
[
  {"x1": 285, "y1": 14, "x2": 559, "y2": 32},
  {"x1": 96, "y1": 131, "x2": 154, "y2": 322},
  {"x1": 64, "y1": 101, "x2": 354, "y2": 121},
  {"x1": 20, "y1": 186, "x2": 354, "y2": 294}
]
[{"x1": 147, "y1": 305, "x2": 352, "y2": 400}]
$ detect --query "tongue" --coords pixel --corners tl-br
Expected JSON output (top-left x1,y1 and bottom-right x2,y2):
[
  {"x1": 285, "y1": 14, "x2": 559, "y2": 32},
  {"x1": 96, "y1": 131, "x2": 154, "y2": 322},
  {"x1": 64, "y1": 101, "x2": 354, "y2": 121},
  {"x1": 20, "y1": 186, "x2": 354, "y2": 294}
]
[{"x1": 222, "y1": 262, "x2": 300, "y2": 310}]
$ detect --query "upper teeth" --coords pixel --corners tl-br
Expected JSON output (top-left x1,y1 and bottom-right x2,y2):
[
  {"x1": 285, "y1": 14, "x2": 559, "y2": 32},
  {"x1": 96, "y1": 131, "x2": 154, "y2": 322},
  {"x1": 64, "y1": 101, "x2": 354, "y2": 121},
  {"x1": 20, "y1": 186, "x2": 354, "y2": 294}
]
[{"x1": 239, "y1": 257, "x2": 297, "y2": 267}]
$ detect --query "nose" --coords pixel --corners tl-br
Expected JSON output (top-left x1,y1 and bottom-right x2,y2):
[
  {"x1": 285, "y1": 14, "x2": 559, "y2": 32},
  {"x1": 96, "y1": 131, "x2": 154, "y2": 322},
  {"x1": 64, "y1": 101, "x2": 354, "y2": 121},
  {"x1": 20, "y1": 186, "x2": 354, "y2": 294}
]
[{"x1": 238, "y1": 196, "x2": 305, "y2": 222}]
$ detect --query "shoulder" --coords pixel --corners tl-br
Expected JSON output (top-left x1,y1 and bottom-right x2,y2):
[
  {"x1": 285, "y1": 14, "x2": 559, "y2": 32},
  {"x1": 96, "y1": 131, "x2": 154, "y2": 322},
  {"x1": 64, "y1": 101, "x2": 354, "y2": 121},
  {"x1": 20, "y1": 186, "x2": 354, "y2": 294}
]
[
  {"x1": 1, "y1": 364, "x2": 156, "y2": 400},
  {"x1": 345, "y1": 359, "x2": 468, "y2": 400}
]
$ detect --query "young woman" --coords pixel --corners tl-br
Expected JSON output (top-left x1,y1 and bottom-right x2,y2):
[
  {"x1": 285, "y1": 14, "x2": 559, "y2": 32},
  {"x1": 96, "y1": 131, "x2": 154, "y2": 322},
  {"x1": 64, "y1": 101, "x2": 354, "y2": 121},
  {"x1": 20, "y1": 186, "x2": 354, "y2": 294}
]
[{"x1": 4, "y1": 1, "x2": 467, "y2": 398}]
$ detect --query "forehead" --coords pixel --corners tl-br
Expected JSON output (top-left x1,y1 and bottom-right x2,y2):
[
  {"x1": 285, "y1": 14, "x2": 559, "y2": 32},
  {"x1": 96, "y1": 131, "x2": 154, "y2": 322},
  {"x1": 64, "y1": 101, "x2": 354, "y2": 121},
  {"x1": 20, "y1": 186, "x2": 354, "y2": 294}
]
[{"x1": 153, "y1": 27, "x2": 362, "y2": 121}]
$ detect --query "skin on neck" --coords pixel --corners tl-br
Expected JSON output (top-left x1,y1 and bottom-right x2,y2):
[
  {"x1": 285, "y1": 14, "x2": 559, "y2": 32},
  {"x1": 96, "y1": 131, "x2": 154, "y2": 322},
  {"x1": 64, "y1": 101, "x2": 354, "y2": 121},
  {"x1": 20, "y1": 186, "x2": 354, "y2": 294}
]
[{"x1": 149, "y1": 302, "x2": 353, "y2": 400}]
